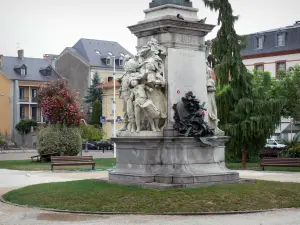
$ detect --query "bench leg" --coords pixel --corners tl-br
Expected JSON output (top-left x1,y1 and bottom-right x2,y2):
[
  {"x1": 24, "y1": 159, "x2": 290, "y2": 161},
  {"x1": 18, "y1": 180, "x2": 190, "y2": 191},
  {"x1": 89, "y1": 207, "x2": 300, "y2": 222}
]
[
  {"x1": 51, "y1": 165, "x2": 53, "y2": 172},
  {"x1": 261, "y1": 166, "x2": 264, "y2": 171},
  {"x1": 92, "y1": 164, "x2": 95, "y2": 170}
]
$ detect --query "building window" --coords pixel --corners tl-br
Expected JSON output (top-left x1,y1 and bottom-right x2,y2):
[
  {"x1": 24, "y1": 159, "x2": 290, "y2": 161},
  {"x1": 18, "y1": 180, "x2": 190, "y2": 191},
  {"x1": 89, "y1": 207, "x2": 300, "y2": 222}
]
[
  {"x1": 31, "y1": 106, "x2": 37, "y2": 121},
  {"x1": 108, "y1": 76, "x2": 113, "y2": 82},
  {"x1": 119, "y1": 59, "x2": 124, "y2": 66},
  {"x1": 276, "y1": 61, "x2": 286, "y2": 77},
  {"x1": 20, "y1": 105, "x2": 25, "y2": 120},
  {"x1": 20, "y1": 68, "x2": 26, "y2": 76},
  {"x1": 256, "y1": 36, "x2": 264, "y2": 49},
  {"x1": 277, "y1": 33, "x2": 285, "y2": 47},
  {"x1": 255, "y1": 64, "x2": 264, "y2": 71},
  {"x1": 19, "y1": 87, "x2": 26, "y2": 101},
  {"x1": 45, "y1": 69, "x2": 51, "y2": 76},
  {"x1": 106, "y1": 58, "x2": 111, "y2": 65},
  {"x1": 31, "y1": 89, "x2": 37, "y2": 102}
]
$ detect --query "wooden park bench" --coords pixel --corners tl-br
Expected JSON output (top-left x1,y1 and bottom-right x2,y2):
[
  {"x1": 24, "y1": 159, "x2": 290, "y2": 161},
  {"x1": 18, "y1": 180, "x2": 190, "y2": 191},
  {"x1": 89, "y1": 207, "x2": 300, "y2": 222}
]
[
  {"x1": 260, "y1": 158, "x2": 300, "y2": 171},
  {"x1": 259, "y1": 148, "x2": 282, "y2": 158},
  {"x1": 51, "y1": 156, "x2": 96, "y2": 171},
  {"x1": 31, "y1": 152, "x2": 60, "y2": 163}
]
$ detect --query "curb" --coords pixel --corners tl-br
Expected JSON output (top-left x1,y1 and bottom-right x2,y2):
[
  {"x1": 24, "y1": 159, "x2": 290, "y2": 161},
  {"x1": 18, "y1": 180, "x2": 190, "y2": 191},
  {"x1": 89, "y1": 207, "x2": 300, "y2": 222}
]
[{"x1": 0, "y1": 195, "x2": 271, "y2": 216}]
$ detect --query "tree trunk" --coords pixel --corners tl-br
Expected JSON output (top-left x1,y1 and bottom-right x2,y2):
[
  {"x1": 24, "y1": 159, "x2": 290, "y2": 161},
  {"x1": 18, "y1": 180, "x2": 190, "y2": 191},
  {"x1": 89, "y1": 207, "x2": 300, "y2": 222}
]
[{"x1": 242, "y1": 150, "x2": 247, "y2": 169}]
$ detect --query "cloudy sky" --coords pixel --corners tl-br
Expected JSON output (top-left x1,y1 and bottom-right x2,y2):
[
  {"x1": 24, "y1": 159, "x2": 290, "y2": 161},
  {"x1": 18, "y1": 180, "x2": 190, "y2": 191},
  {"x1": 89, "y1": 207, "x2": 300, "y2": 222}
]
[{"x1": 0, "y1": 0, "x2": 299, "y2": 58}]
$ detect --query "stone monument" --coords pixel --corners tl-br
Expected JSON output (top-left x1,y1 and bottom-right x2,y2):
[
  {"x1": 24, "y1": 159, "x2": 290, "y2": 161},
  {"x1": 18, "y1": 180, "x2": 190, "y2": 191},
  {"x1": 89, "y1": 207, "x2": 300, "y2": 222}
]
[{"x1": 108, "y1": 0, "x2": 240, "y2": 188}]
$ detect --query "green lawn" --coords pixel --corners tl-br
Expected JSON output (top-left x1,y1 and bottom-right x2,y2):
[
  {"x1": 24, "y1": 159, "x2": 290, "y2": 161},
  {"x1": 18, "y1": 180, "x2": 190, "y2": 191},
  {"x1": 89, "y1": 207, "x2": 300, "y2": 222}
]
[
  {"x1": 1, "y1": 159, "x2": 300, "y2": 172},
  {"x1": 4, "y1": 180, "x2": 300, "y2": 213},
  {"x1": 0, "y1": 158, "x2": 116, "y2": 171}
]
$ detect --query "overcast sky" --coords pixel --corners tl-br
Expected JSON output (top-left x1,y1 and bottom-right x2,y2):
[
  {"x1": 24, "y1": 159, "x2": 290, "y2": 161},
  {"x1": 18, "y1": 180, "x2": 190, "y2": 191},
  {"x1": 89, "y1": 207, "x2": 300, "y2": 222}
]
[{"x1": 0, "y1": 0, "x2": 299, "y2": 58}]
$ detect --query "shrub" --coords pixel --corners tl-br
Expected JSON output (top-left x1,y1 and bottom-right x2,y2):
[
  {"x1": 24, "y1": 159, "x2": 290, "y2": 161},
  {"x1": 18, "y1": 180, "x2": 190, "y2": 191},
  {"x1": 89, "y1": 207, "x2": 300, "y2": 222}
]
[
  {"x1": 280, "y1": 142, "x2": 300, "y2": 158},
  {"x1": 79, "y1": 124, "x2": 104, "y2": 141},
  {"x1": 37, "y1": 79, "x2": 82, "y2": 127},
  {"x1": 15, "y1": 119, "x2": 38, "y2": 135},
  {"x1": 0, "y1": 135, "x2": 5, "y2": 148},
  {"x1": 15, "y1": 119, "x2": 38, "y2": 146},
  {"x1": 91, "y1": 99, "x2": 102, "y2": 125},
  {"x1": 37, "y1": 126, "x2": 82, "y2": 156}
]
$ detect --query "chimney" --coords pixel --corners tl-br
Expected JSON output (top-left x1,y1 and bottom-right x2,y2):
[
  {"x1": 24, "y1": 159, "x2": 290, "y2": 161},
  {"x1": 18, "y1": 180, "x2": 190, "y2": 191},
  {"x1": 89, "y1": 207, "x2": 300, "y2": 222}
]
[
  {"x1": 18, "y1": 49, "x2": 24, "y2": 60},
  {"x1": 0, "y1": 55, "x2": 3, "y2": 68}
]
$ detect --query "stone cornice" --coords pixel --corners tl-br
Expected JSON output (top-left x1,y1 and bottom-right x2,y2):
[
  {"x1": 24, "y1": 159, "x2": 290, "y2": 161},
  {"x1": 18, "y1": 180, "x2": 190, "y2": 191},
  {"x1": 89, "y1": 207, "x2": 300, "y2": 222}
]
[
  {"x1": 144, "y1": 4, "x2": 198, "y2": 13},
  {"x1": 128, "y1": 16, "x2": 215, "y2": 38}
]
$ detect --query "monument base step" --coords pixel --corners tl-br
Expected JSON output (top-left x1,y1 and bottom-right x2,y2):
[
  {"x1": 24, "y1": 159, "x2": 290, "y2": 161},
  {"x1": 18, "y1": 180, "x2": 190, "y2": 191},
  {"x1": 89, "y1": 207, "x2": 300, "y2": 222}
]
[{"x1": 109, "y1": 171, "x2": 243, "y2": 189}]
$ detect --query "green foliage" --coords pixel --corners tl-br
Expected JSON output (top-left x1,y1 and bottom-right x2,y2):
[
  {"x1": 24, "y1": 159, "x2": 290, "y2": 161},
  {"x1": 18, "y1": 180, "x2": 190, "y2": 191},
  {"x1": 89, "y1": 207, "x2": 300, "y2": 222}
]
[
  {"x1": 280, "y1": 143, "x2": 300, "y2": 158},
  {"x1": 84, "y1": 73, "x2": 102, "y2": 104},
  {"x1": 15, "y1": 119, "x2": 38, "y2": 135},
  {"x1": 203, "y1": 0, "x2": 252, "y2": 126},
  {"x1": 91, "y1": 99, "x2": 102, "y2": 125},
  {"x1": 203, "y1": 0, "x2": 284, "y2": 162},
  {"x1": 0, "y1": 135, "x2": 5, "y2": 147},
  {"x1": 79, "y1": 124, "x2": 104, "y2": 141},
  {"x1": 274, "y1": 65, "x2": 300, "y2": 121},
  {"x1": 37, "y1": 126, "x2": 82, "y2": 156}
]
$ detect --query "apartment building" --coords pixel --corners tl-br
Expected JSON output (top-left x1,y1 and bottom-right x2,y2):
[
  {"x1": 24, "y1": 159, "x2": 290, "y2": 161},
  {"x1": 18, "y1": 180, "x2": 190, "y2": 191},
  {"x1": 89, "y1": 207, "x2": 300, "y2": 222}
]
[
  {"x1": 242, "y1": 21, "x2": 300, "y2": 77},
  {"x1": 0, "y1": 50, "x2": 59, "y2": 145},
  {"x1": 241, "y1": 21, "x2": 300, "y2": 140}
]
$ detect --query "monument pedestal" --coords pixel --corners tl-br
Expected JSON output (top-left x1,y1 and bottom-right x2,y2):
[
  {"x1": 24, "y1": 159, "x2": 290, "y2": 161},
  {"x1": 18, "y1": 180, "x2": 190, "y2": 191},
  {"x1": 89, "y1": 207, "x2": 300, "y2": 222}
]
[
  {"x1": 108, "y1": 1, "x2": 241, "y2": 189},
  {"x1": 109, "y1": 136, "x2": 240, "y2": 189}
]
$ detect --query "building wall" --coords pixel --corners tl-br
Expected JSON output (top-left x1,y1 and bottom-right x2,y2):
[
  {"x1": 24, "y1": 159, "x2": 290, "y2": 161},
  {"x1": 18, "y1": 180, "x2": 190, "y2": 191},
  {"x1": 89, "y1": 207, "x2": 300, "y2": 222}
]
[
  {"x1": 54, "y1": 51, "x2": 90, "y2": 108},
  {"x1": 101, "y1": 86, "x2": 123, "y2": 138},
  {"x1": 0, "y1": 73, "x2": 11, "y2": 135},
  {"x1": 243, "y1": 53, "x2": 300, "y2": 76},
  {"x1": 90, "y1": 68, "x2": 123, "y2": 85}
]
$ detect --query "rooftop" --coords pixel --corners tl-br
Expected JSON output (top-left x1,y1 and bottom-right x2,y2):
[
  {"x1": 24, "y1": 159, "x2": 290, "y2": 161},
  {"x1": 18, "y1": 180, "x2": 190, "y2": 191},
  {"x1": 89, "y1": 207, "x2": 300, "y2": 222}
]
[
  {"x1": 72, "y1": 38, "x2": 133, "y2": 68},
  {"x1": 241, "y1": 21, "x2": 300, "y2": 57},
  {"x1": 0, "y1": 54, "x2": 59, "y2": 82}
]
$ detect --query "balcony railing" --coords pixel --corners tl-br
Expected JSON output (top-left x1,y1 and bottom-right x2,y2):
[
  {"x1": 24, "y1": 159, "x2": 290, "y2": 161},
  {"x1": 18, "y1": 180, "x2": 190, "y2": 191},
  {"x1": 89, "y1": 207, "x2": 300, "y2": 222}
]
[
  {"x1": 19, "y1": 97, "x2": 38, "y2": 103},
  {"x1": 19, "y1": 116, "x2": 43, "y2": 123},
  {"x1": 31, "y1": 97, "x2": 38, "y2": 103},
  {"x1": 19, "y1": 97, "x2": 30, "y2": 102}
]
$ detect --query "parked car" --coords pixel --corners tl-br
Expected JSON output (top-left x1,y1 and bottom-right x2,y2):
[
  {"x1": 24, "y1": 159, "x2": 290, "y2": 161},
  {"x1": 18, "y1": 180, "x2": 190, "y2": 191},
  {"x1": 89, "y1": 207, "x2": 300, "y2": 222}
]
[
  {"x1": 265, "y1": 139, "x2": 287, "y2": 149},
  {"x1": 82, "y1": 141, "x2": 97, "y2": 150},
  {"x1": 97, "y1": 140, "x2": 114, "y2": 151}
]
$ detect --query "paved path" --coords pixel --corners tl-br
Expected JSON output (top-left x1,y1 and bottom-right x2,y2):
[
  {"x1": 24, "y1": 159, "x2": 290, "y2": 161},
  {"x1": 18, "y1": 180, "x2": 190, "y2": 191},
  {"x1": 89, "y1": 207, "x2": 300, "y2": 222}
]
[
  {"x1": 0, "y1": 150, "x2": 114, "y2": 161},
  {"x1": 1, "y1": 169, "x2": 300, "y2": 224}
]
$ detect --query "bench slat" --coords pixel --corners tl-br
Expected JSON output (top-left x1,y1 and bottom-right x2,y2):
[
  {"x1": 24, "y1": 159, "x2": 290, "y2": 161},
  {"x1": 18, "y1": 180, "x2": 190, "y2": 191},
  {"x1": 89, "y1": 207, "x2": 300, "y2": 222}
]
[
  {"x1": 260, "y1": 157, "x2": 300, "y2": 170},
  {"x1": 50, "y1": 156, "x2": 95, "y2": 171}
]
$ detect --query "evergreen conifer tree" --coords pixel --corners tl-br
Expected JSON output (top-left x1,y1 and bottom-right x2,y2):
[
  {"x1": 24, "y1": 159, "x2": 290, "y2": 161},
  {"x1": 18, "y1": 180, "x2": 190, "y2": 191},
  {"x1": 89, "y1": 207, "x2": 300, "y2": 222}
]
[
  {"x1": 85, "y1": 73, "x2": 102, "y2": 104},
  {"x1": 91, "y1": 99, "x2": 102, "y2": 125},
  {"x1": 203, "y1": 0, "x2": 284, "y2": 167}
]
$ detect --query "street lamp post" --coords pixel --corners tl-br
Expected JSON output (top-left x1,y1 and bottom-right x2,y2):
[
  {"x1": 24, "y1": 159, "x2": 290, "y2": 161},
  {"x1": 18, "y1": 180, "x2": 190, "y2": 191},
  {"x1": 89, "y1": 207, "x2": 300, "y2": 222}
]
[{"x1": 108, "y1": 53, "x2": 117, "y2": 158}]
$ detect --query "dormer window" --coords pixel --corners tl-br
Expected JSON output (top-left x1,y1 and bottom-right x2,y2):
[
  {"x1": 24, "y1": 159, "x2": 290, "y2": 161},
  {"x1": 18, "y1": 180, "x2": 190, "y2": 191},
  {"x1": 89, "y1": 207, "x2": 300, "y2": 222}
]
[
  {"x1": 14, "y1": 64, "x2": 27, "y2": 76},
  {"x1": 20, "y1": 68, "x2": 26, "y2": 75},
  {"x1": 256, "y1": 36, "x2": 264, "y2": 49},
  {"x1": 276, "y1": 33, "x2": 286, "y2": 47},
  {"x1": 106, "y1": 57, "x2": 111, "y2": 65},
  {"x1": 39, "y1": 66, "x2": 52, "y2": 76}
]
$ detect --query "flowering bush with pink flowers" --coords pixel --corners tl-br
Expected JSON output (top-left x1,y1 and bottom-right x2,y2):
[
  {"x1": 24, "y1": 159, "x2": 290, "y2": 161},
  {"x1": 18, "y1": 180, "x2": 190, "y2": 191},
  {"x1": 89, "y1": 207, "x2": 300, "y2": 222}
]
[{"x1": 37, "y1": 79, "x2": 82, "y2": 127}]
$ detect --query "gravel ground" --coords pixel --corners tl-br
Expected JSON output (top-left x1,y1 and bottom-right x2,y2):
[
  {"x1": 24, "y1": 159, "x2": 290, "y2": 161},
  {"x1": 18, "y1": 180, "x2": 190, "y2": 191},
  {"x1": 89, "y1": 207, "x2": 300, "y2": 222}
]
[{"x1": 1, "y1": 168, "x2": 300, "y2": 224}]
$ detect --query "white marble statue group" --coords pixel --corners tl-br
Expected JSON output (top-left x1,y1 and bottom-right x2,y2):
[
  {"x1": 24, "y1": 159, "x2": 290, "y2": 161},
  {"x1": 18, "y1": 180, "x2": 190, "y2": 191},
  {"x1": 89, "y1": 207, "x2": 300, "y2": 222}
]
[
  {"x1": 117, "y1": 38, "x2": 168, "y2": 133},
  {"x1": 118, "y1": 38, "x2": 223, "y2": 136}
]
